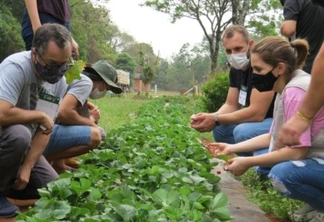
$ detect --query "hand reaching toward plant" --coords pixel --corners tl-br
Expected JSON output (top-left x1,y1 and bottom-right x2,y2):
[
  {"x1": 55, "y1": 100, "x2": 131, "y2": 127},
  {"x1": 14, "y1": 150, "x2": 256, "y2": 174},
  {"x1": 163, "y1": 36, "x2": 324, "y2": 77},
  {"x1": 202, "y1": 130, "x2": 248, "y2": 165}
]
[
  {"x1": 224, "y1": 157, "x2": 250, "y2": 176},
  {"x1": 206, "y1": 142, "x2": 234, "y2": 156}
]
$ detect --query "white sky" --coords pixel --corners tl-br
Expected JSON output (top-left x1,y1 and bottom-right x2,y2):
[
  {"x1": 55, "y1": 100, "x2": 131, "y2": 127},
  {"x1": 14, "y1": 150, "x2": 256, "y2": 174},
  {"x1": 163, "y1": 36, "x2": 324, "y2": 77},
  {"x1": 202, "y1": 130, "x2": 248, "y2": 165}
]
[{"x1": 106, "y1": 0, "x2": 205, "y2": 59}]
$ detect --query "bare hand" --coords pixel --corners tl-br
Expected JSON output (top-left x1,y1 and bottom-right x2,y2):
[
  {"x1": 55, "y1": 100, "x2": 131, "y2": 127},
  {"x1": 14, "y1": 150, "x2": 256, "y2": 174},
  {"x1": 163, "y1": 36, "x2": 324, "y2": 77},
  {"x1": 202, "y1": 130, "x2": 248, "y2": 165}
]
[
  {"x1": 224, "y1": 157, "x2": 250, "y2": 176},
  {"x1": 71, "y1": 37, "x2": 79, "y2": 59},
  {"x1": 190, "y1": 113, "x2": 216, "y2": 132},
  {"x1": 89, "y1": 106, "x2": 100, "y2": 122},
  {"x1": 39, "y1": 113, "x2": 54, "y2": 135},
  {"x1": 206, "y1": 142, "x2": 233, "y2": 156},
  {"x1": 276, "y1": 114, "x2": 311, "y2": 147},
  {"x1": 12, "y1": 166, "x2": 31, "y2": 190}
]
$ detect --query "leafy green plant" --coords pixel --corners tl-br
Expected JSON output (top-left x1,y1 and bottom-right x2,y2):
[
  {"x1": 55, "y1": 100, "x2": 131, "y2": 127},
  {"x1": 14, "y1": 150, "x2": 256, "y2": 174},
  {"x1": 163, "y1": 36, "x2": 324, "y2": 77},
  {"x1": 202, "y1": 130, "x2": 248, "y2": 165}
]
[
  {"x1": 241, "y1": 169, "x2": 303, "y2": 220},
  {"x1": 201, "y1": 72, "x2": 230, "y2": 112},
  {"x1": 65, "y1": 59, "x2": 85, "y2": 84},
  {"x1": 17, "y1": 97, "x2": 231, "y2": 221}
]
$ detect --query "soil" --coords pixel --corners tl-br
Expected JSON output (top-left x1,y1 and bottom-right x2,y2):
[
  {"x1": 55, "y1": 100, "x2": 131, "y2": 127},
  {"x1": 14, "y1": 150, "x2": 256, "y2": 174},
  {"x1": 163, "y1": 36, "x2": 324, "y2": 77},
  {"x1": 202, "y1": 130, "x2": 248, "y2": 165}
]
[{"x1": 265, "y1": 213, "x2": 291, "y2": 222}]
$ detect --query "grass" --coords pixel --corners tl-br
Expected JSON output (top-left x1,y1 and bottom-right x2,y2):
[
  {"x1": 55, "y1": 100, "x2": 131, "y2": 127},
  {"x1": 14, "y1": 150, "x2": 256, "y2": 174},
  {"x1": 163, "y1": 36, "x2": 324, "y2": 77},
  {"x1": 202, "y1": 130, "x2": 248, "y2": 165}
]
[{"x1": 89, "y1": 93, "x2": 151, "y2": 132}]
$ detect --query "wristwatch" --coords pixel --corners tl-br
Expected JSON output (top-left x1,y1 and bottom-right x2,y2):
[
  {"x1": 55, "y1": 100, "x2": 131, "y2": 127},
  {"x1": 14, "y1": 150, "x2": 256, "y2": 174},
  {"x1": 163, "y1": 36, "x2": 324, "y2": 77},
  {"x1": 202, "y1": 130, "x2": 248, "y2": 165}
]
[{"x1": 214, "y1": 113, "x2": 220, "y2": 126}]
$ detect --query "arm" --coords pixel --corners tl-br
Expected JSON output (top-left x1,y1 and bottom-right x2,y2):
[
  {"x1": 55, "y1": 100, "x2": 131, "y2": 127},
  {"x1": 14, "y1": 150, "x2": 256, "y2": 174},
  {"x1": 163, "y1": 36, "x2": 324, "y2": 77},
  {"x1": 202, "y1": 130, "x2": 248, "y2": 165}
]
[
  {"x1": 12, "y1": 129, "x2": 51, "y2": 190},
  {"x1": 298, "y1": 44, "x2": 324, "y2": 118},
  {"x1": 24, "y1": 0, "x2": 42, "y2": 32},
  {"x1": 217, "y1": 89, "x2": 274, "y2": 124},
  {"x1": 224, "y1": 133, "x2": 271, "y2": 154},
  {"x1": 217, "y1": 87, "x2": 241, "y2": 114},
  {"x1": 190, "y1": 87, "x2": 240, "y2": 132},
  {"x1": 56, "y1": 94, "x2": 97, "y2": 126},
  {"x1": 280, "y1": 20, "x2": 297, "y2": 37},
  {"x1": 0, "y1": 100, "x2": 53, "y2": 133},
  {"x1": 277, "y1": 52, "x2": 324, "y2": 146},
  {"x1": 227, "y1": 146, "x2": 309, "y2": 176}
]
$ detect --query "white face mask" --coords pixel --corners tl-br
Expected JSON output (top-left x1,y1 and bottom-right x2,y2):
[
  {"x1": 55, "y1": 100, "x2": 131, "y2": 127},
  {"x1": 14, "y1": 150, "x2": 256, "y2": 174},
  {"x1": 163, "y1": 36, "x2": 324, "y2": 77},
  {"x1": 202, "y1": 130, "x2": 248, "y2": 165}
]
[
  {"x1": 89, "y1": 88, "x2": 106, "y2": 99},
  {"x1": 227, "y1": 52, "x2": 250, "y2": 70}
]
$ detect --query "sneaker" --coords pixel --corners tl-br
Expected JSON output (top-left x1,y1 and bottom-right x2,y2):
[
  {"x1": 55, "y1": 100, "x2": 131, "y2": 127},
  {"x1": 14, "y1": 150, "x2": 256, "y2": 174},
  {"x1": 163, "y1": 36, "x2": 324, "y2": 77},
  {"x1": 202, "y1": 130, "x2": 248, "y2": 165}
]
[
  {"x1": 290, "y1": 204, "x2": 317, "y2": 222},
  {"x1": 0, "y1": 195, "x2": 19, "y2": 218},
  {"x1": 310, "y1": 212, "x2": 324, "y2": 222}
]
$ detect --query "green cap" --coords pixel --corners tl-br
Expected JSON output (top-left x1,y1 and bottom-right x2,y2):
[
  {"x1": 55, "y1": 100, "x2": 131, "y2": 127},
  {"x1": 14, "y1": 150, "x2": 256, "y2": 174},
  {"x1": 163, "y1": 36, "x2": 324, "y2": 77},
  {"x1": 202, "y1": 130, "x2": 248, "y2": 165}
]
[{"x1": 85, "y1": 60, "x2": 122, "y2": 94}]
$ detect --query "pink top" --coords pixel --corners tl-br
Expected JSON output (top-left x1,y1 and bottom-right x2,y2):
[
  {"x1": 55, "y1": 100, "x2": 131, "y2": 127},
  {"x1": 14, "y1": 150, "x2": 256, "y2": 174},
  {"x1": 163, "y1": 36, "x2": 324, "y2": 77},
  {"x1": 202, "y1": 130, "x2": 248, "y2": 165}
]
[{"x1": 282, "y1": 87, "x2": 324, "y2": 147}]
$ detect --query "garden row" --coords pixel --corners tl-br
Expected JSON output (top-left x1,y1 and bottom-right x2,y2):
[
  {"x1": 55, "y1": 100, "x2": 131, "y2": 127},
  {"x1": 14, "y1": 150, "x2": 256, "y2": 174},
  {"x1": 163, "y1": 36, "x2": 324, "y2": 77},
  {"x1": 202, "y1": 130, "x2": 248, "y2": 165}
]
[{"x1": 18, "y1": 97, "x2": 231, "y2": 222}]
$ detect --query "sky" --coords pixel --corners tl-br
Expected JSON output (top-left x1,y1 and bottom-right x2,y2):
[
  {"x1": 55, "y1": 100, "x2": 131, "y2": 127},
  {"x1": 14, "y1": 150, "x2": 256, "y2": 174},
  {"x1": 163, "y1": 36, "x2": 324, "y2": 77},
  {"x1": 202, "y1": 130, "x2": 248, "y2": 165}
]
[{"x1": 105, "y1": 0, "x2": 205, "y2": 59}]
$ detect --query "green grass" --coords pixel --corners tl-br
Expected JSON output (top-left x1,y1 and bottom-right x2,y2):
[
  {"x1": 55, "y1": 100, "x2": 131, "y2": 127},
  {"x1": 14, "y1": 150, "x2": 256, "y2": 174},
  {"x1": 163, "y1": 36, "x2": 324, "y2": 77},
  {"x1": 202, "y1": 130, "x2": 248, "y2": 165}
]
[{"x1": 89, "y1": 94, "x2": 150, "y2": 132}]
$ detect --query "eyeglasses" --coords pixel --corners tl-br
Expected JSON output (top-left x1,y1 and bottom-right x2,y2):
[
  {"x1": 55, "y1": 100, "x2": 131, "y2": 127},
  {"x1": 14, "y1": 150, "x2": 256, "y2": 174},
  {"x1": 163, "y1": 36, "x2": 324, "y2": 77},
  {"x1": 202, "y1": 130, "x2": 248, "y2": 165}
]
[{"x1": 35, "y1": 49, "x2": 69, "y2": 70}]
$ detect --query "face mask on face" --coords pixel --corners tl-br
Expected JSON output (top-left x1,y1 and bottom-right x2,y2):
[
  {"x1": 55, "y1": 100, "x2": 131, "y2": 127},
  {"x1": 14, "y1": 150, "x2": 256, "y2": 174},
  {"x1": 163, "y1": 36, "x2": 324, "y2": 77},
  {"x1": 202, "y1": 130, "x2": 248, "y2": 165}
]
[
  {"x1": 227, "y1": 52, "x2": 250, "y2": 70},
  {"x1": 251, "y1": 68, "x2": 278, "y2": 92},
  {"x1": 35, "y1": 61, "x2": 67, "y2": 84},
  {"x1": 89, "y1": 88, "x2": 106, "y2": 99}
]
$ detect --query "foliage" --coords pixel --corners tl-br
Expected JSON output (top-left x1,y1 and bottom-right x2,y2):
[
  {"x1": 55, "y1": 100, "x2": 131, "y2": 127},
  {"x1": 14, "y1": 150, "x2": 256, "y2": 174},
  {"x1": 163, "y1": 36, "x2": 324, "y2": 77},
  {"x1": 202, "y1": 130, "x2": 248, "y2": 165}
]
[
  {"x1": 17, "y1": 97, "x2": 231, "y2": 221},
  {"x1": 0, "y1": 4, "x2": 25, "y2": 62},
  {"x1": 89, "y1": 94, "x2": 151, "y2": 132},
  {"x1": 143, "y1": 0, "x2": 232, "y2": 75},
  {"x1": 241, "y1": 169, "x2": 303, "y2": 220},
  {"x1": 138, "y1": 49, "x2": 159, "y2": 86},
  {"x1": 201, "y1": 71, "x2": 230, "y2": 112},
  {"x1": 69, "y1": 0, "x2": 116, "y2": 63},
  {"x1": 115, "y1": 52, "x2": 137, "y2": 80},
  {"x1": 65, "y1": 60, "x2": 85, "y2": 84},
  {"x1": 143, "y1": 0, "x2": 281, "y2": 75}
]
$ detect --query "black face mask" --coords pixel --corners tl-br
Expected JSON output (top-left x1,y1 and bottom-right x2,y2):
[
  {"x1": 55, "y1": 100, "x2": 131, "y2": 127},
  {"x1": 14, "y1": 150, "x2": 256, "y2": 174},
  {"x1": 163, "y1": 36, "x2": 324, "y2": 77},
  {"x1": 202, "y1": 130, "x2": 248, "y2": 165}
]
[
  {"x1": 251, "y1": 69, "x2": 278, "y2": 92},
  {"x1": 312, "y1": 0, "x2": 324, "y2": 7}
]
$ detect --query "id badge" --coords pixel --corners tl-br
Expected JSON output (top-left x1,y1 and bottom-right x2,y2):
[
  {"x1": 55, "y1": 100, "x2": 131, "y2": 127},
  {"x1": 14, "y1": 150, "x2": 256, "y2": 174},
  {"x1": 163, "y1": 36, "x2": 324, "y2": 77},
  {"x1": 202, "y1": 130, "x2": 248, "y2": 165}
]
[
  {"x1": 238, "y1": 85, "x2": 247, "y2": 106},
  {"x1": 36, "y1": 92, "x2": 60, "y2": 120}
]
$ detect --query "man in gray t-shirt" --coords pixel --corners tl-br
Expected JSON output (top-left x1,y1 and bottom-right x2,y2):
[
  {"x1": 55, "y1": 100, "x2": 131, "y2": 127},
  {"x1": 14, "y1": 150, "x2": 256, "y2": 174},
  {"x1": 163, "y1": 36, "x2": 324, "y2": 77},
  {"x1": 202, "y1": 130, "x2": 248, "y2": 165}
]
[{"x1": 0, "y1": 24, "x2": 71, "y2": 218}]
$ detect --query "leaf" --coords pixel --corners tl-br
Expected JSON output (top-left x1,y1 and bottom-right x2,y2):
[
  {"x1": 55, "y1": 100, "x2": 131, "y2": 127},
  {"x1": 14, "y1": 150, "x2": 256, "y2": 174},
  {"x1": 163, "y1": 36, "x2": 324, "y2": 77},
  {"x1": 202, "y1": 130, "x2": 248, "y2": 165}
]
[
  {"x1": 212, "y1": 206, "x2": 232, "y2": 220},
  {"x1": 114, "y1": 204, "x2": 137, "y2": 221},
  {"x1": 65, "y1": 60, "x2": 84, "y2": 84},
  {"x1": 217, "y1": 155, "x2": 230, "y2": 162},
  {"x1": 210, "y1": 193, "x2": 228, "y2": 210}
]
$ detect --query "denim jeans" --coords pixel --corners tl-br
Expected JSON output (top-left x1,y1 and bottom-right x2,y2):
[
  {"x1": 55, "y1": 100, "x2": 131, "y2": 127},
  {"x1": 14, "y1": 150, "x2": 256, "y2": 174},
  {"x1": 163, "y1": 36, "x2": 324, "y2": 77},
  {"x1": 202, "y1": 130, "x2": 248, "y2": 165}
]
[
  {"x1": 43, "y1": 124, "x2": 91, "y2": 156},
  {"x1": 269, "y1": 158, "x2": 324, "y2": 212},
  {"x1": 212, "y1": 118, "x2": 272, "y2": 156}
]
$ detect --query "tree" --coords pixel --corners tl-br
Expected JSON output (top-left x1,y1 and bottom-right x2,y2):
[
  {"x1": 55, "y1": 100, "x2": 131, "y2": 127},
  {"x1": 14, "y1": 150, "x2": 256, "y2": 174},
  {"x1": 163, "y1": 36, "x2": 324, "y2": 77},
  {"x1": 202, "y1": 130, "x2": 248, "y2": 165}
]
[
  {"x1": 70, "y1": 0, "x2": 116, "y2": 63},
  {"x1": 143, "y1": 0, "x2": 281, "y2": 76},
  {"x1": 0, "y1": 4, "x2": 24, "y2": 62},
  {"x1": 143, "y1": 0, "x2": 232, "y2": 75},
  {"x1": 115, "y1": 52, "x2": 137, "y2": 80}
]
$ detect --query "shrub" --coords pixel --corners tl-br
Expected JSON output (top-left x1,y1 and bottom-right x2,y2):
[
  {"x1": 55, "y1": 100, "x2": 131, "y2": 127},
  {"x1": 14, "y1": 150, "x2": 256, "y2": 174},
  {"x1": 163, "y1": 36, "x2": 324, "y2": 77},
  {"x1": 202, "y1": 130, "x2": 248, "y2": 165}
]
[{"x1": 201, "y1": 72, "x2": 230, "y2": 112}]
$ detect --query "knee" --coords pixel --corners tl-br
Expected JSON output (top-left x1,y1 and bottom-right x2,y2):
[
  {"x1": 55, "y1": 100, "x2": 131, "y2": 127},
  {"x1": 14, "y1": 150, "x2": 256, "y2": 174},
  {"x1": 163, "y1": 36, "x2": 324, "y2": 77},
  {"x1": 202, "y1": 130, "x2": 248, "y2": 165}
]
[
  {"x1": 88, "y1": 127, "x2": 102, "y2": 150},
  {"x1": 233, "y1": 124, "x2": 247, "y2": 142},
  {"x1": 268, "y1": 163, "x2": 294, "y2": 197},
  {"x1": 4, "y1": 125, "x2": 32, "y2": 154},
  {"x1": 233, "y1": 123, "x2": 256, "y2": 142}
]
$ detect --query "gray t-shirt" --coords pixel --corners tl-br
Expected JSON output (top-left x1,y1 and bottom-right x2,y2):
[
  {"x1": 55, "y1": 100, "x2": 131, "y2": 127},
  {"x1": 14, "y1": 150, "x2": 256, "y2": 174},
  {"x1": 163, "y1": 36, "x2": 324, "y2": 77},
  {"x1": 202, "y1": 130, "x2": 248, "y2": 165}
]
[
  {"x1": 66, "y1": 74, "x2": 93, "y2": 117},
  {"x1": 0, "y1": 51, "x2": 67, "y2": 134}
]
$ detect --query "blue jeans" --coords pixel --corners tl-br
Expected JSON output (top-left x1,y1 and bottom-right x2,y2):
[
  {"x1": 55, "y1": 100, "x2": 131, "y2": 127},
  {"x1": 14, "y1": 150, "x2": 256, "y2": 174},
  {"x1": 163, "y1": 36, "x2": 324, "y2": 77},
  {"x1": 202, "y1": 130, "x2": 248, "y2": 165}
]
[
  {"x1": 269, "y1": 158, "x2": 324, "y2": 212},
  {"x1": 43, "y1": 124, "x2": 91, "y2": 156},
  {"x1": 212, "y1": 118, "x2": 272, "y2": 156},
  {"x1": 21, "y1": 11, "x2": 70, "y2": 50}
]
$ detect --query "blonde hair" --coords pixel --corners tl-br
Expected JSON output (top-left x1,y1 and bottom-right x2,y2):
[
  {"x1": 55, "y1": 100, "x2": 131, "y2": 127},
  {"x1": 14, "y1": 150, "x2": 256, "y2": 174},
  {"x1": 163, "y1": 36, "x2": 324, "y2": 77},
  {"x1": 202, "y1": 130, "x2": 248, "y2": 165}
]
[{"x1": 252, "y1": 36, "x2": 309, "y2": 77}]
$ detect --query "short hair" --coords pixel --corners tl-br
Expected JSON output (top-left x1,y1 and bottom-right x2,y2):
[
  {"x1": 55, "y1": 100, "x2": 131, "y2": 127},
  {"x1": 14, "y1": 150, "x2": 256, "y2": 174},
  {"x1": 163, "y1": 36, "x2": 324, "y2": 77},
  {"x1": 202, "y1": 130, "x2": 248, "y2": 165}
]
[
  {"x1": 222, "y1": 25, "x2": 250, "y2": 44},
  {"x1": 32, "y1": 23, "x2": 72, "y2": 55}
]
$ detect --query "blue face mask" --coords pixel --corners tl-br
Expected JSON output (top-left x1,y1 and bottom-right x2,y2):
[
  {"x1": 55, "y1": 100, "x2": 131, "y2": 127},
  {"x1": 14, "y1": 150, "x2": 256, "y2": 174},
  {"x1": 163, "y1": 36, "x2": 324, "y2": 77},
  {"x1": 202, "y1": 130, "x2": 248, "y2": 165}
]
[{"x1": 34, "y1": 61, "x2": 68, "y2": 84}]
